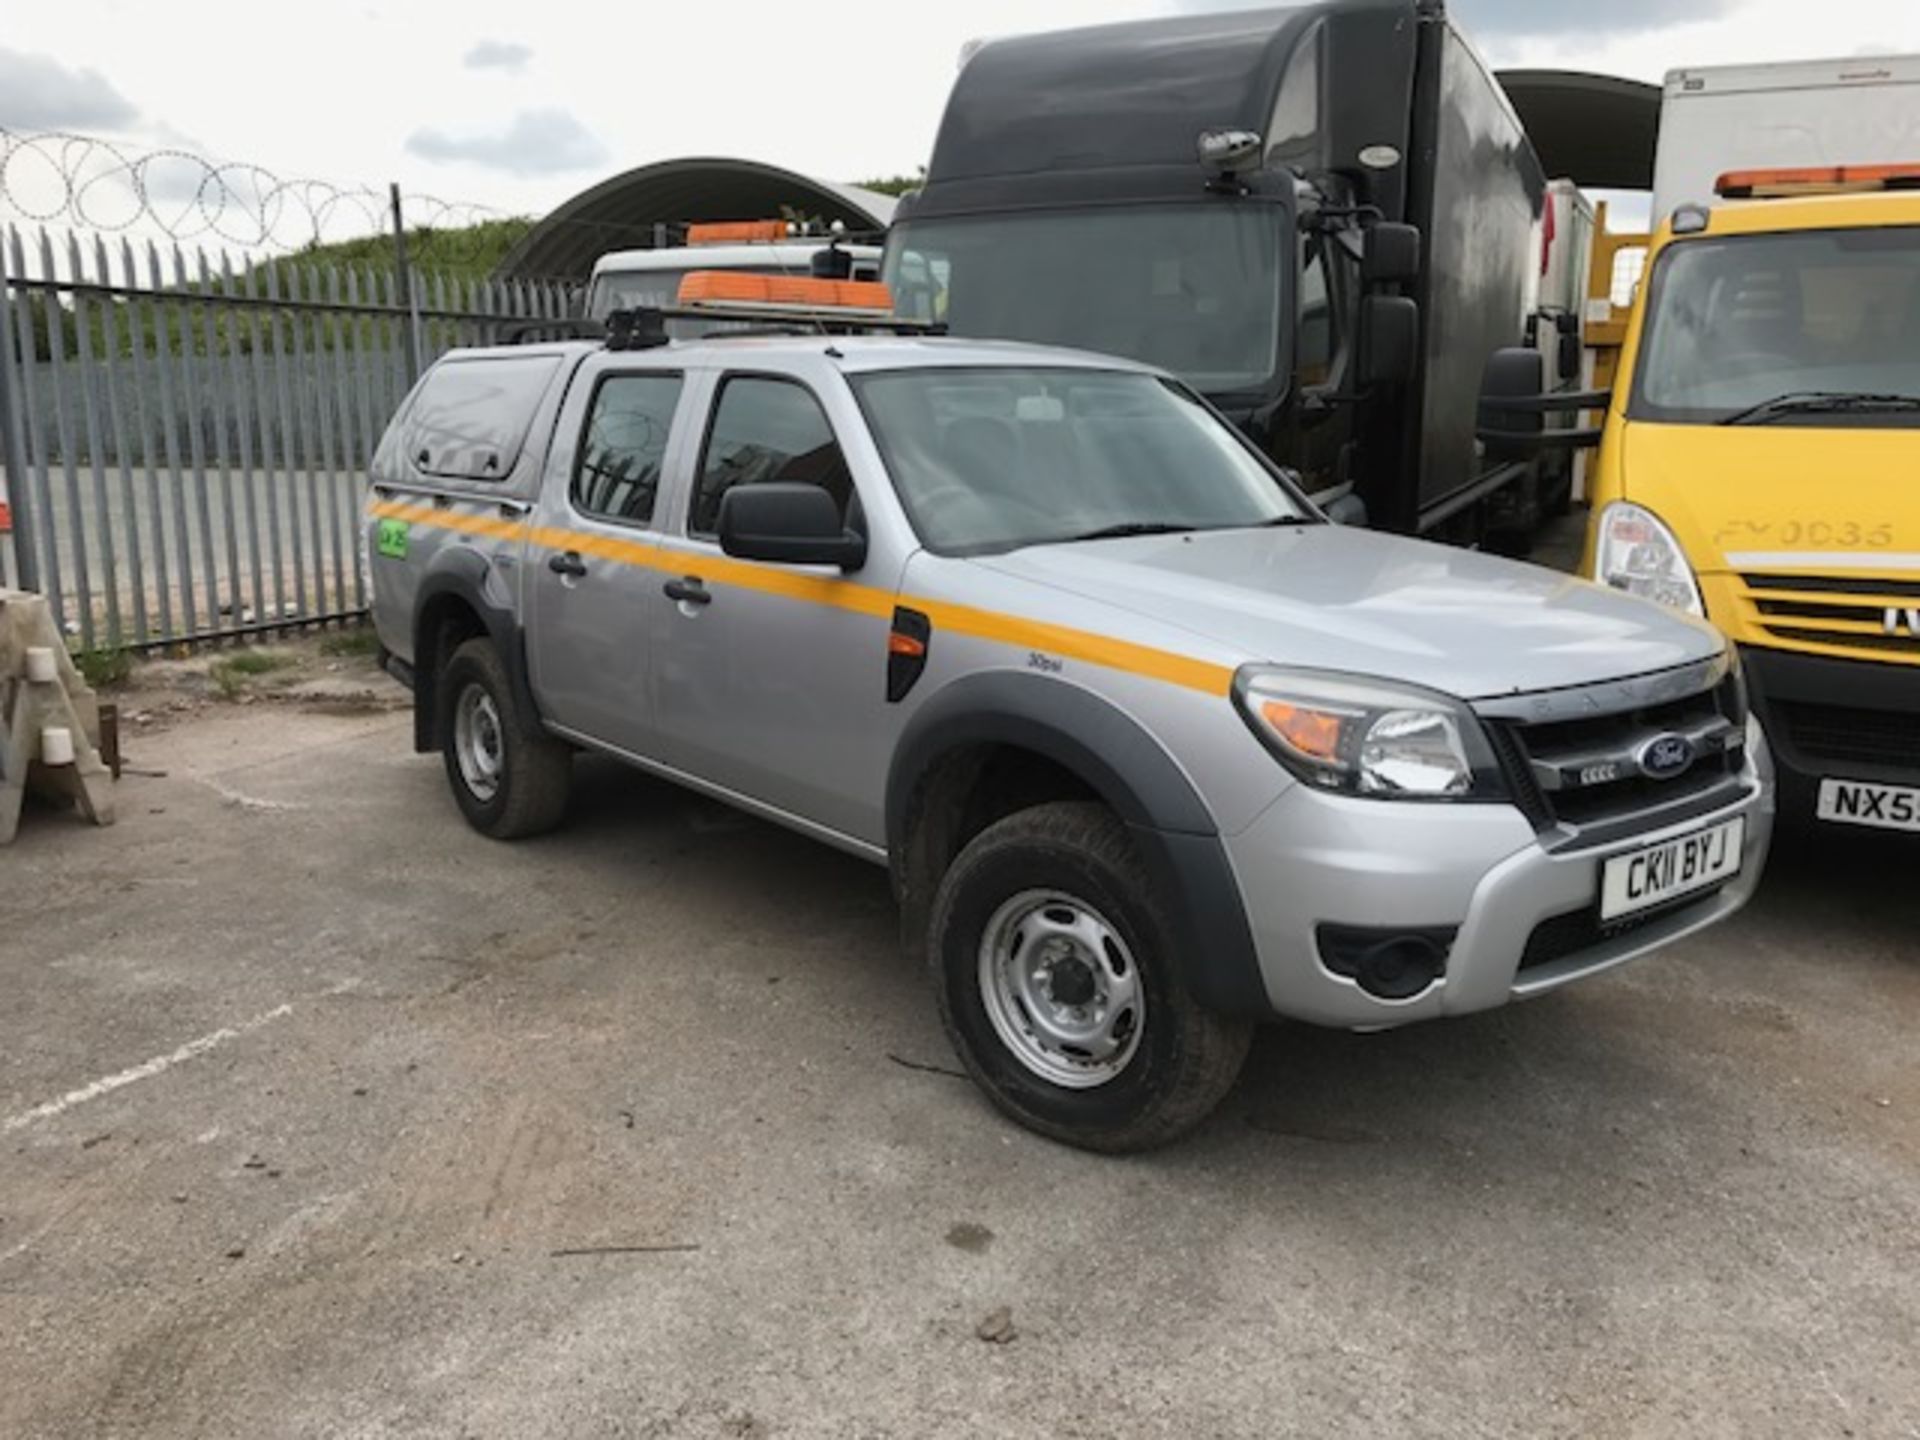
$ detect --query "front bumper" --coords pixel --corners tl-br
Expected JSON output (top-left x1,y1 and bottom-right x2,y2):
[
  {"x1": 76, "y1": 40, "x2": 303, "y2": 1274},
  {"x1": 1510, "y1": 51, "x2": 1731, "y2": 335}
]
[
  {"x1": 1739, "y1": 643, "x2": 1920, "y2": 799},
  {"x1": 1223, "y1": 721, "x2": 1775, "y2": 1029}
]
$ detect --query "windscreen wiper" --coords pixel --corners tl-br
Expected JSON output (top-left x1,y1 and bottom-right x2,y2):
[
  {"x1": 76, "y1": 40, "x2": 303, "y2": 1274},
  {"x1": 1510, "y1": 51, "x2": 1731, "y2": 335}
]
[
  {"x1": 1718, "y1": 391, "x2": 1920, "y2": 426},
  {"x1": 1066, "y1": 522, "x2": 1200, "y2": 542}
]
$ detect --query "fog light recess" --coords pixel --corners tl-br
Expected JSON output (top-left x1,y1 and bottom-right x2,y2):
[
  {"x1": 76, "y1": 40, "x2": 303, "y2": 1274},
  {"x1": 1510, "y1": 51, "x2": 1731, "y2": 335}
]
[{"x1": 1315, "y1": 924, "x2": 1457, "y2": 1001}]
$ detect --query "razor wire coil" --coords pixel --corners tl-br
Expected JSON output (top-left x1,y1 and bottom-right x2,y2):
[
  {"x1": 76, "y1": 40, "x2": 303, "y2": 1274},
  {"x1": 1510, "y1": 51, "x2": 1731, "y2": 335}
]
[{"x1": 0, "y1": 127, "x2": 505, "y2": 252}]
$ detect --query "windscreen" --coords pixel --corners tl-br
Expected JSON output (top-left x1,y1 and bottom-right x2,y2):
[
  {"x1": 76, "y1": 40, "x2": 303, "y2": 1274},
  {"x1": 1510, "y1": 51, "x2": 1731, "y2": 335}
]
[
  {"x1": 883, "y1": 207, "x2": 1284, "y2": 394},
  {"x1": 587, "y1": 269, "x2": 698, "y2": 319},
  {"x1": 851, "y1": 367, "x2": 1311, "y2": 555},
  {"x1": 586, "y1": 268, "x2": 721, "y2": 339},
  {"x1": 1632, "y1": 226, "x2": 1920, "y2": 424}
]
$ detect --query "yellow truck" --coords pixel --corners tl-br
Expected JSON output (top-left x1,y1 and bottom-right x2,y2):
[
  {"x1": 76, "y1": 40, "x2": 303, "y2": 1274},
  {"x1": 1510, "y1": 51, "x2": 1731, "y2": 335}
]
[{"x1": 1583, "y1": 164, "x2": 1920, "y2": 832}]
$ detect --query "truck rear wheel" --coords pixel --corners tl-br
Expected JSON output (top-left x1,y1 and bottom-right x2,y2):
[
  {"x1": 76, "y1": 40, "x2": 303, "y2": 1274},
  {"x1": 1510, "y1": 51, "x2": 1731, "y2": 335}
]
[
  {"x1": 927, "y1": 801, "x2": 1251, "y2": 1152},
  {"x1": 438, "y1": 638, "x2": 571, "y2": 839}
]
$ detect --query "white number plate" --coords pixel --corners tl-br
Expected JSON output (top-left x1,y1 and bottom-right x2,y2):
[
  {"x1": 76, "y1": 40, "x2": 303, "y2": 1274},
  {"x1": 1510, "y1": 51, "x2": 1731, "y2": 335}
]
[
  {"x1": 1599, "y1": 816, "x2": 1745, "y2": 922},
  {"x1": 1817, "y1": 778, "x2": 1920, "y2": 833}
]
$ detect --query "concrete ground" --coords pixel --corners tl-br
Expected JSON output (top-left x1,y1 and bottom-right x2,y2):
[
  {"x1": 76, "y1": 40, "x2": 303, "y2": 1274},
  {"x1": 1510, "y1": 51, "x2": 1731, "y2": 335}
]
[{"x1": 2, "y1": 645, "x2": 1917, "y2": 1439}]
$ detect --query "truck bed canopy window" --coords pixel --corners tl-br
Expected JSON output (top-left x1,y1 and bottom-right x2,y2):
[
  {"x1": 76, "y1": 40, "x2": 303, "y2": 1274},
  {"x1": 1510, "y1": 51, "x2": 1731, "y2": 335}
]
[{"x1": 404, "y1": 354, "x2": 563, "y2": 483}]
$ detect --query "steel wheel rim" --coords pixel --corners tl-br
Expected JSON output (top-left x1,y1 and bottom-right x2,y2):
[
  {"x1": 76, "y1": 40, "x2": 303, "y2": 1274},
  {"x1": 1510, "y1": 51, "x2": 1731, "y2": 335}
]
[
  {"x1": 977, "y1": 888, "x2": 1145, "y2": 1090},
  {"x1": 454, "y1": 683, "x2": 504, "y2": 802}
]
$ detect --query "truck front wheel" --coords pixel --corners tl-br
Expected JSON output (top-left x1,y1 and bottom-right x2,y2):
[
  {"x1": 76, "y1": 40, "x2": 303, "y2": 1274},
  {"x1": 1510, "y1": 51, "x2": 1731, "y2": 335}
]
[
  {"x1": 438, "y1": 638, "x2": 571, "y2": 839},
  {"x1": 928, "y1": 801, "x2": 1251, "y2": 1152}
]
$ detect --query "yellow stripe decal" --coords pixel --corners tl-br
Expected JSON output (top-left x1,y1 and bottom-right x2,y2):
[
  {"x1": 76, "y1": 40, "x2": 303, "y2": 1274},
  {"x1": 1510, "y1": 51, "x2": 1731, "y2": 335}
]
[{"x1": 368, "y1": 499, "x2": 1233, "y2": 695}]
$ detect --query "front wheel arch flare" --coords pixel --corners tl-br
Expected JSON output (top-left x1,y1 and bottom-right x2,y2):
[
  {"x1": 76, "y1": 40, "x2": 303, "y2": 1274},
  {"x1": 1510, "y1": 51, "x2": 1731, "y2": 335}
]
[{"x1": 887, "y1": 673, "x2": 1272, "y2": 1019}]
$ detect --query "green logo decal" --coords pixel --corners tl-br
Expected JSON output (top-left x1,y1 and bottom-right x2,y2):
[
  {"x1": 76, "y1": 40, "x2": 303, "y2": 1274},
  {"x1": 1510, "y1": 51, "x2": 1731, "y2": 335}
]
[{"x1": 376, "y1": 517, "x2": 409, "y2": 559}]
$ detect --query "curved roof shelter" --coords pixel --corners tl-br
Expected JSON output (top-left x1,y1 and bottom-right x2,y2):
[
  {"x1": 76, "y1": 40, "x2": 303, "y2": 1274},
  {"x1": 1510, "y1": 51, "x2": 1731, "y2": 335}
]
[
  {"x1": 497, "y1": 157, "x2": 898, "y2": 281},
  {"x1": 1496, "y1": 70, "x2": 1663, "y2": 192}
]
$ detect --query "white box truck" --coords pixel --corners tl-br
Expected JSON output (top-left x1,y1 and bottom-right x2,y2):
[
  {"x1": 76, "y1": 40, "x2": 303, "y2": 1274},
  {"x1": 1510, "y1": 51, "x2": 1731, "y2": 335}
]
[
  {"x1": 1535, "y1": 178, "x2": 1598, "y2": 510},
  {"x1": 1652, "y1": 54, "x2": 1920, "y2": 224}
]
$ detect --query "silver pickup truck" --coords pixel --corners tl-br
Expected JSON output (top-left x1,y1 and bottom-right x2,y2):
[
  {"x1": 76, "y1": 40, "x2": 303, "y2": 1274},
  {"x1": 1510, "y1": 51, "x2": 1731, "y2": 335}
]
[{"x1": 365, "y1": 331, "x2": 1774, "y2": 1150}]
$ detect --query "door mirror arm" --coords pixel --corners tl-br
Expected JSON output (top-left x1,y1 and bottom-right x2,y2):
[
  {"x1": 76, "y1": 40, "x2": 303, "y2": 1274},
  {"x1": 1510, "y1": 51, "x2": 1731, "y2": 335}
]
[{"x1": 1476, "y1": 347, "x2": 1610, "y2": 457}]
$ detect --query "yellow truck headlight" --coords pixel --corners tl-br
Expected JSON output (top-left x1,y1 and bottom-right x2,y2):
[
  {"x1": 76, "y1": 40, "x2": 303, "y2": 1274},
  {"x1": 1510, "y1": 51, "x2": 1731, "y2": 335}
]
[{"x1": 1594, "y1": 501, "x2": 1704, "y2": 617}]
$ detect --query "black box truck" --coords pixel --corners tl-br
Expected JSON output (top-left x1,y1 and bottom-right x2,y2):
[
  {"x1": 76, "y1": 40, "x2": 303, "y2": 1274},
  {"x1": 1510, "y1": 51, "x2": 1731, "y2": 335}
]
[{"x1": 885, "y1": 0, "x2": 1572, "y2": 541}]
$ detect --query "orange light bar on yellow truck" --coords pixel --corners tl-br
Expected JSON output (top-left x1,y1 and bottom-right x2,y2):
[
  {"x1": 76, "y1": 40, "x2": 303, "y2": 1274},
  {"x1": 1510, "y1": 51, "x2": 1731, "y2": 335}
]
[
  {"x1": 1716, "y1": 163, "x2": 1920, "y2": 198},
  {"x1": 676, "y1": 271, "x2": 896, "y2": 317}
]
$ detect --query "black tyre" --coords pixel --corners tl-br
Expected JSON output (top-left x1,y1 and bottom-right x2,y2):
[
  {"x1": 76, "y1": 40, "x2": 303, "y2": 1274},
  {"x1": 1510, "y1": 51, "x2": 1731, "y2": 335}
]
[
  {"x1": 438, "y1": 638, "x2": 571, "y2": 839},
  {"x1": 928, "y1": 801, "x2": 1252, "y2": 1153}
]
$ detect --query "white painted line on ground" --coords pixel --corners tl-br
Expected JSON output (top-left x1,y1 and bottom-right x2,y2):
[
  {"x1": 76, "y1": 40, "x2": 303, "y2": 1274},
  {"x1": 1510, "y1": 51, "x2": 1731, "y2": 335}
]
[
  {"x1": 4, "y1": 1000, "x2": 296, "y2": 1134},
  {"x1": 195, "y1": 775, "x2": 308, "y2": 812}
]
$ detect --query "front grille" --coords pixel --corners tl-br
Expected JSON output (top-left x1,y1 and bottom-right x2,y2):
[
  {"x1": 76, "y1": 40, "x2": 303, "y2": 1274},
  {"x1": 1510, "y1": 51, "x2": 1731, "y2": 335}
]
[
  {"x1": 1774, "y1": 699, "x2": 1920, "y2": 769},
  {"x1": 1485, "y1": 722, "x2": 1552, "y2": 828},
  {"x1": 1519, "y1": 890, "x2": 1723, "y2": 972},
  {"x1": 1762, "y1": 626, "x2": 1920, "y2": 657},
  {"x1": 1745, "y1": 572, "x2": 1920, "y2": 600},
  {"x1": 1481, "y1": 669, "x2": 1748, "y2": 841},
  {"x1": 1743, "y1": 573, "x2": 1920, "y2": 662}
]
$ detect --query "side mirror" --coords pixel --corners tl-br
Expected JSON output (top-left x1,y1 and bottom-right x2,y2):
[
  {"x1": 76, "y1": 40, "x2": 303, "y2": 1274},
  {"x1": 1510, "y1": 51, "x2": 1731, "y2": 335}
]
[
  {"x1": 1477, "y1": 346, "x2": 1610, "y2": 456},
  {"x1": 1358, "y1": 294, "x2": 1419, "y2": 387},
  {"x1": 717, "y1": 483, "x2": 866, "y2": 569},
  {"x1": 1477, "y1": 347, "x2": 1547, "y2": 461},
  {"x1": 1319, "y1": 489, "x2": 1368, "y2": 527},
  {"x1": 1362, "y1": 223, "x2": 1421, "y2": 286}
]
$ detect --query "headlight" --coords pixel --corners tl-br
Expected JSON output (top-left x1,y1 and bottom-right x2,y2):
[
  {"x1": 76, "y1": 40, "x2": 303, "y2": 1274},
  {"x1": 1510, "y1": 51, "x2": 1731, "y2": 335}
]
[
  {"x1": 1594, "y1": 501, "x2": 1703, "y2": 616},
  {"x1": 1232, "y1": 668, "x2": 1506, "y2": 800}
]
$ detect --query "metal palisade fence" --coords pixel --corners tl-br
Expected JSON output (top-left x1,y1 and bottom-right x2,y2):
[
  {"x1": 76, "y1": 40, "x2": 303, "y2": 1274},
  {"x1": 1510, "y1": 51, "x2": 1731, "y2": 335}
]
[{"x1": 0, "y1": 224, "x2": 574, "y2": 649}]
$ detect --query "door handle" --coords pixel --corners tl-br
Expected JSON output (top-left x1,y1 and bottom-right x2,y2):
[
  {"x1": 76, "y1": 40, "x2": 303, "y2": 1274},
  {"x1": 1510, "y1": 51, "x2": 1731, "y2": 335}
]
[
  {"x1": 547, "y1": 550, "x2": 588, "y2": 578},
  {"x1": 663, "y1": 576, "x2": 710, "y2": 606}
]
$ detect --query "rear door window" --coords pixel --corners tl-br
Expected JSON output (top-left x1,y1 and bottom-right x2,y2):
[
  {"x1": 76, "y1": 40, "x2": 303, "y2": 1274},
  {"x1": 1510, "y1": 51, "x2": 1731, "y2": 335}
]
[
  {"x1": 404, "y1": 354, "x2": 561, "y2": 482},
  {"x1": 690, "y1": 376, "x2": 853, "y2": 536},
  {"x1": 572, "y1": 373, "x2": 684, "y2": 526}
]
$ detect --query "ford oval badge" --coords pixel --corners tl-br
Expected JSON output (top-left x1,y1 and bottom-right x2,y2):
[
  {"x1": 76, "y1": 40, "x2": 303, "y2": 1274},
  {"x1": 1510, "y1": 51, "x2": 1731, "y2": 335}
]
[{"x1": 1637, "y1": 733, "x2": 1695, "y2": 781}]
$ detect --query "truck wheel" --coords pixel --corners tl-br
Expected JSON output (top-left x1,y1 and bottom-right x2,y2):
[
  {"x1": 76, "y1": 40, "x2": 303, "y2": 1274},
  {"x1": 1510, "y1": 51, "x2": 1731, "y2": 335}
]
[
  {"x1": 438, "y1": 638, "x2": 571, "y2": 839},
  {"x1": 928, "y1": 801, "x2": 1251, "y2": 1152}
]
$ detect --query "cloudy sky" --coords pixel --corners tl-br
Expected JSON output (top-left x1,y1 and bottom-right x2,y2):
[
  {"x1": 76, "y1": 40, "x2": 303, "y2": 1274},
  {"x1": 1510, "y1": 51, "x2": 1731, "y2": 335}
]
[{"x1": 2, "y1": 0, "x2": 1917, "y2": 241}]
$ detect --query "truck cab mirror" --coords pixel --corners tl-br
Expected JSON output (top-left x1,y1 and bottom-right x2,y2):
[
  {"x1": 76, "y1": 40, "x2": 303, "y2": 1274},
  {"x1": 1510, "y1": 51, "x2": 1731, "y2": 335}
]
[
  {"x1": 1358, "y1": 294, "x2": 1419, "y2": 388},
  {"x1": 1362, "y1": 223, "x2": 1421, "y2": 287},
  {"x1": 718, "y1": 483, "x2": 867, "y2": 569},
  {"x1": 1477, "y1": 347, "x2": 1547, "y2": 461},
  {"x1": 1475, "y1": 347, "x2": 1610, "y2": 456}
]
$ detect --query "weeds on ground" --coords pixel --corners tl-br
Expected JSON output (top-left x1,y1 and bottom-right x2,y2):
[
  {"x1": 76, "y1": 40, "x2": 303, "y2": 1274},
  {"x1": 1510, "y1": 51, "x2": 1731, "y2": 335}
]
[
  {"x1": 211, "y1": 649, "x2": 298, "y2": 698},
  {"x1": 317, "y1": 627, "x2": 380, "y2": 658},
  {"x1": 73, "y1": 646, "x2": 134, "y2": 689}
]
